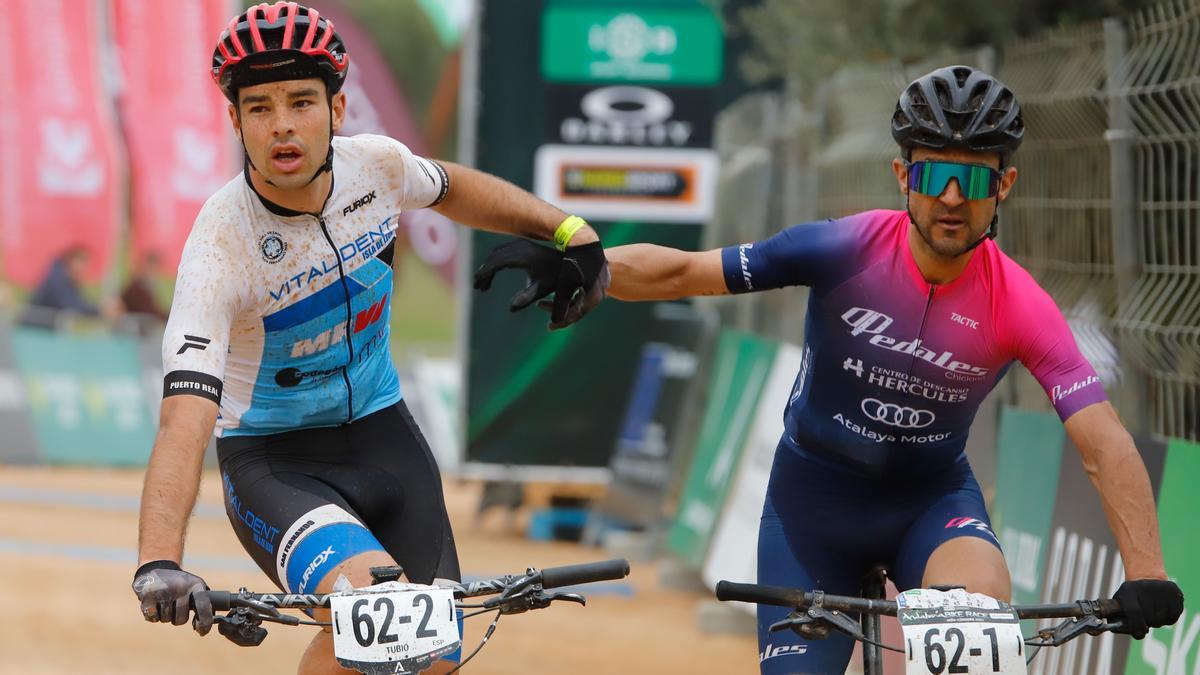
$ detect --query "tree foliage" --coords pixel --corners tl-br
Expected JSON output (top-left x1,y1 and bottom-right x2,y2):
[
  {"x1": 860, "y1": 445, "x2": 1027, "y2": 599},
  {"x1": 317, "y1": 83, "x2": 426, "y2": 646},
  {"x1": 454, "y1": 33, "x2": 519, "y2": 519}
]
[{"x1": 726, "y1": 0, "x2": 1162, "y2": 90}]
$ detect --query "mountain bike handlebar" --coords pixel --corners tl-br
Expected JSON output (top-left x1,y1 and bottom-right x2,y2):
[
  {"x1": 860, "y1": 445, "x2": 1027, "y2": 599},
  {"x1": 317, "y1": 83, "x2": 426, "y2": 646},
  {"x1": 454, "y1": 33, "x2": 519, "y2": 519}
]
[
  {"x1": 193, "y1": 557, "x2": 631, "y2": 671},
  {"x1": 198, "y1": 558, "x2": 632, "y2": 612},
  {"x1": 714, "y1": 580, "x2": 1122, "y2": 620}
]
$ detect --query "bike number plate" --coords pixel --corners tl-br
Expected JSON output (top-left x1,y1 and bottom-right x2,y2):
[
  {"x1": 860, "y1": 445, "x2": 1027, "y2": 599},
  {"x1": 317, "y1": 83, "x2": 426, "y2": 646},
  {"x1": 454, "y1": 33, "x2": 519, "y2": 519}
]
[
  {"x1": 898, "y1": 588, "x2": 1028, "y2": 675},
  {"x1": 330, "y1": 583, "x2": 460, "y2": 675}
]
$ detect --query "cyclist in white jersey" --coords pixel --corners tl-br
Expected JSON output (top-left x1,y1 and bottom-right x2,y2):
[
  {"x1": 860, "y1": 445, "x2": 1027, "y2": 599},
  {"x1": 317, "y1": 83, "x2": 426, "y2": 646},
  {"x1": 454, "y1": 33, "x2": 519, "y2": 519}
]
[{"x1": 131, "y1": 4, "x2": 609, "y2": 674}]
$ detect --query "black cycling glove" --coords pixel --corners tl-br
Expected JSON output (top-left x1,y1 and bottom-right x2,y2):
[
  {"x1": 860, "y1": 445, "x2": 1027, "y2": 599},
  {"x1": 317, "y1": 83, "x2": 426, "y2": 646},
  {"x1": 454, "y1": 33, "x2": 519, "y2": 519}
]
[
  {"x1": 1113, "y1": 578, "x2": 1184, "y2": 639},
  {"x1": 538, "y1": 241, "x2": 610, "y2": 330},
  {"x1": 473, "y1": 239, "x2": 564, "y2": 311},
  {"x1": 132, "y1": 560, "x2": 214, "y2": 635},
  {"x1": 474, "y1": 239, "x2": 610, "y2": 330}
]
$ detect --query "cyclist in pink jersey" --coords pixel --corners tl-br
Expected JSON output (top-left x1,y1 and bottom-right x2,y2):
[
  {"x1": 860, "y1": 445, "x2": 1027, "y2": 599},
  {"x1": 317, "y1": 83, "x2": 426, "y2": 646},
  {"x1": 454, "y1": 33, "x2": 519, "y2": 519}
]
[{"x1": 476, "y1": 65, "x2": 1183, "y2": 673}]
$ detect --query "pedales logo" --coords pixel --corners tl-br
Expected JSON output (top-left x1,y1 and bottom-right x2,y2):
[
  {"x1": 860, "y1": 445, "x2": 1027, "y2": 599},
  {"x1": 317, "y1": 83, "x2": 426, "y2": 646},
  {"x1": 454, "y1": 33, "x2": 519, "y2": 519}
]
[
  {"x1": 341, "y1": 190, "x2": 377, "y2": 216},
  {"x1": 841, "y1": 307, "x2": 990, "y2": 378}
]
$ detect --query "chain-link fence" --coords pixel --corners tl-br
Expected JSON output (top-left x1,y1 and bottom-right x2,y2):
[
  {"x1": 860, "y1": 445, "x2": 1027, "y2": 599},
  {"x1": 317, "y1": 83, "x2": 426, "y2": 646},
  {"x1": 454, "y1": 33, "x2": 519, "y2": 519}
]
[{"x1": 708, "y1": 0, "x2": 1200, "y2": 442}]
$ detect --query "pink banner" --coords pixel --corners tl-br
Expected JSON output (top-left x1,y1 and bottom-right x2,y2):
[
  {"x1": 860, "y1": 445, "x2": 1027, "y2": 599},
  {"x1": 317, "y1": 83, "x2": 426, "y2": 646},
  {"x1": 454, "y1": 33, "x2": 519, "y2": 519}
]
[
  {"x1": 0, "y1": 0, "x2": 123, "y2": 287},
  {"x1": 112, "y1": 0, "x2": 237, "y2": 273}
]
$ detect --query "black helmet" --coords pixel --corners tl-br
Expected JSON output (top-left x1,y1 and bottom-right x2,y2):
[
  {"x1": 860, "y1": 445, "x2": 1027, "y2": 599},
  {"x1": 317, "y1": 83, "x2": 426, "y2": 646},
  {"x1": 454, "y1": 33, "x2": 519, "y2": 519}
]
[
  {"x1": 212, "y1": 2, "x2": 349, "y2": 103},
  {"x1": 892, "y1": 65, "x2": 1023, "y2": 159}
]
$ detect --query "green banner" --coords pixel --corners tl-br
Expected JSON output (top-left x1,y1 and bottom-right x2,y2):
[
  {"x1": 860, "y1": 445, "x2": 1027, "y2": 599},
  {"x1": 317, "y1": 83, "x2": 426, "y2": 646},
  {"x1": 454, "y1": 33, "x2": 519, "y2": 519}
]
[
  {"x1": 541, "y1": 3, "x2": 723, "y2": 84},
  {"x1": 666, "y1": 330, "x2": 777, "y2": 568},
  {"x1": 990, "y1": 406, "x2": 1065, "y2": 607},
  {"x1": 1124, "y1": 438, "x2": 1200, "y2": 674},
  {"x1": 10, "y1": 328, "x2": 156, "y2": 465}
]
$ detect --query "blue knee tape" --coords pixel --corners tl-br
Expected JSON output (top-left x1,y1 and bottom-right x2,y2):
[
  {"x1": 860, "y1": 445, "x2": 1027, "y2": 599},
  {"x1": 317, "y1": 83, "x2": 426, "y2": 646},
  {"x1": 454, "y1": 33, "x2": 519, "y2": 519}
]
[{"x1": 284, "y1": 522, "x2": 384, "y2": 593}]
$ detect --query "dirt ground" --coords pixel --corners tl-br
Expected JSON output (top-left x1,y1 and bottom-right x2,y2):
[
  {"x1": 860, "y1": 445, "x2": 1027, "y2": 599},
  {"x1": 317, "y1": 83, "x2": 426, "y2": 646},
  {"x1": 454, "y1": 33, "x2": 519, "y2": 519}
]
[{"x1": 0, "y1": 466, "x2": 759, "y2": 674}]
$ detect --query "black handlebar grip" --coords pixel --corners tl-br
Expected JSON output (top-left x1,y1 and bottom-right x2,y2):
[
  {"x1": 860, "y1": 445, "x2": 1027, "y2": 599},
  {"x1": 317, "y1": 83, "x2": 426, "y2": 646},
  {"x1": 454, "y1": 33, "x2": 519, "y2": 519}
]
[
  {"x1": 540, "y1": 559, "x2": 631, "y2": 589},
  {"x1": 198, "y1": 591, "x2": 232, "y2": 611},
  {"x1": 716, "y1": 581, "x2": 806, "y2": 608},
  {"x1": 1096, "y1": 598, "x2": 1123, "y2": 618}
]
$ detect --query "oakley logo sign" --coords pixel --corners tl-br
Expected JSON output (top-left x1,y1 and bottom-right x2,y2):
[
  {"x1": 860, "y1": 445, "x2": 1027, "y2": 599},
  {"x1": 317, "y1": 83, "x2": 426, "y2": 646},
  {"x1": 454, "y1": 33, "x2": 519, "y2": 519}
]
[
  {"x1": 562, "y1": 85, "x2": 693, "y2": 146},
  {"x1": 176, "y1": 335, "x2": 211, "y2": 355},
  {"x1": 861, "y1": 398, "x2": 935, "y2": 429}
]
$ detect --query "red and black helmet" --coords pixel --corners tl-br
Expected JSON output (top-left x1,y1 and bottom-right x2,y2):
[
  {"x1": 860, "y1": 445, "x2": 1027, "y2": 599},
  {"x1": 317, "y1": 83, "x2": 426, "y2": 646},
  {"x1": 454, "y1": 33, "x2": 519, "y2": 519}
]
[{"x1": 212, "y1": 2, "x2": 349, "y2": 103}]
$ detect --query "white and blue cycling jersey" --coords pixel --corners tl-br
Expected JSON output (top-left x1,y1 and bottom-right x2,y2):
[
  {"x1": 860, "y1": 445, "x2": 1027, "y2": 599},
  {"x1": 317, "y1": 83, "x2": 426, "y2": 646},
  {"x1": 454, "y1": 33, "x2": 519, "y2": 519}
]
[{"x1": 161, "y1": 134, "x2": 448, "y2": 437}]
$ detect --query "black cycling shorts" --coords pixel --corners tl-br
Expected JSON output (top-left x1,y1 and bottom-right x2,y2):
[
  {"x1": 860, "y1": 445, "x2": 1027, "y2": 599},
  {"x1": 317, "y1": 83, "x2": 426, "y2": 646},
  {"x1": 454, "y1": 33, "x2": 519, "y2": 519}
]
[{"x1": 216, "y1": 401, "x2": 461, "y2": 595}]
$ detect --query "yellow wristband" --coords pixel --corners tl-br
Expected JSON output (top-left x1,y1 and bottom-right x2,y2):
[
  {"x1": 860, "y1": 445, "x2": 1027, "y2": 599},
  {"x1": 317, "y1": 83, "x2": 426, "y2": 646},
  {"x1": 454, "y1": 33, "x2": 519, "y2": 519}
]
[{"x1": 553, "y1": 216, "x2": 588, "y2": 251}]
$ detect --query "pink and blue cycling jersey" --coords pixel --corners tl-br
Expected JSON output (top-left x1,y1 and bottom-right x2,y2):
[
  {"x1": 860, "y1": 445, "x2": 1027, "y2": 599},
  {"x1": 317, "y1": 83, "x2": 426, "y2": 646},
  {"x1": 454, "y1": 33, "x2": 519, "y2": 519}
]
[{"x1": 721, "y1": 209, "x2": 1107, "y2": 474}]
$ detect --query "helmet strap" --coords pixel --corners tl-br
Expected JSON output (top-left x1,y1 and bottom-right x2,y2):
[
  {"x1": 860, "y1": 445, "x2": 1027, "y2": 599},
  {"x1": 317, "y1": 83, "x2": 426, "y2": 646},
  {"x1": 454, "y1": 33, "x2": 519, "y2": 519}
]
[
  {"x1": 962, "y1": 195, "x2": 1000, "y2": 253},
  {"x1": 302, "y1": 97, "x2": 336, "y2": 187}
]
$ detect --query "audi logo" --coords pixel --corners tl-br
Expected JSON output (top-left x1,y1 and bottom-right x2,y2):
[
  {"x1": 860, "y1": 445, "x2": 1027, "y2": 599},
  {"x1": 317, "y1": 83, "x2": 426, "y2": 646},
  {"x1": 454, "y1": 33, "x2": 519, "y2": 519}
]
[{"x1": 860, "y1": 398, "x2": 935, "y2": 429}]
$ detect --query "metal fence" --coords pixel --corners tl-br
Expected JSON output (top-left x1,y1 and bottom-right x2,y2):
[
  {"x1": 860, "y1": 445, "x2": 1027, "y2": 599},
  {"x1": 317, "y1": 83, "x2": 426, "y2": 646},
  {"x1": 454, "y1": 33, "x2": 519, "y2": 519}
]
[{"x1": 709, "y1": 0, "x2": 1200, "y2": 442}]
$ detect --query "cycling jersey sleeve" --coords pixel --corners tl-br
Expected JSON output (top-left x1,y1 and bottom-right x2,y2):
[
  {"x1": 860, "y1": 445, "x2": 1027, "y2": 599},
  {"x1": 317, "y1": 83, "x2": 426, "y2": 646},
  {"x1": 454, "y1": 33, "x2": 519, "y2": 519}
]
[
  {"x1": 160, "y1": 224, "x2": 243, "y2": 405},
  {"x1": 720, "y1": 212, "x2": 876, "y2": 293},
  {"x1": 373, "y1": 135, "x2": 449, "y2": 209},
  {"x1": 1000, "y1": 276, "x2": 1108, "y2": 421}
]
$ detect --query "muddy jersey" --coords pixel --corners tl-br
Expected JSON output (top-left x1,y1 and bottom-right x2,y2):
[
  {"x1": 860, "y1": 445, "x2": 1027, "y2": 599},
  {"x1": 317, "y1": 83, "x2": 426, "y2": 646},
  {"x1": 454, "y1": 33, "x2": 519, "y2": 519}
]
[
  {"x1": 721, "y1": 209, "x2": 1107, "y2": 473},
  {"x1": 161, "y1": 134, "x2": 449, "y2": 437}
]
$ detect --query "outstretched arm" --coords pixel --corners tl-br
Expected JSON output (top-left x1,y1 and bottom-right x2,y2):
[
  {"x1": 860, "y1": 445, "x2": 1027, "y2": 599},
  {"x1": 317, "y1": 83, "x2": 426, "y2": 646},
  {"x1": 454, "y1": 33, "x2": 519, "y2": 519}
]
[
  {"x1": 433, "y1": 162, "x2": 598, "y2": 245},
  {"x1": 606, "y1": 244, "x2": 728, "y2": 301}
]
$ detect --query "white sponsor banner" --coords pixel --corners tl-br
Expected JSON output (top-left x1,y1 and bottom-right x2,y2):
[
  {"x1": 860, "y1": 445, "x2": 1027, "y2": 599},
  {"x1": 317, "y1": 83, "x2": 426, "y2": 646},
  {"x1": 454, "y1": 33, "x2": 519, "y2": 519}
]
[{"x1": 702, "y1": 342, "x2": 804, "y2": 611}]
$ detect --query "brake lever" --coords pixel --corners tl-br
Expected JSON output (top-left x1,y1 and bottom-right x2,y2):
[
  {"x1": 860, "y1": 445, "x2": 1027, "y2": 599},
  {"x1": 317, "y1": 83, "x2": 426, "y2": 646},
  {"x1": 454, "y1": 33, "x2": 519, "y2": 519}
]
[
  {"x1": 542, "y1": 590, "x2": 586, "y2": 607},
  {"x1": 494, "y1": 588, "x2": 587, "y2": 615},
  {"x1": 767, "y1": 592, "x2": 904, "y2": 654},
  {"x1": 768, "y1": 605, "x2": 864, "y2": 641},
  {"x1": 767, "y1": 591, "x2": 864, "y2": 642},
  {"x1": 1026, "y1": 614, "x2": 1115, "y2": 648},
  {"x1": 481, "y1": 569, "x2": 542, "y2": 611}
]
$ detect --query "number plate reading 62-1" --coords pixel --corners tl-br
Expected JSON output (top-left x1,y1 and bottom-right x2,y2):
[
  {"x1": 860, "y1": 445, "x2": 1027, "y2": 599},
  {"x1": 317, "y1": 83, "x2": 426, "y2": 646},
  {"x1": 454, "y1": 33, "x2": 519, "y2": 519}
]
[
  {"x1": 898, "y1": 588, "x2": 1027, "y2": 675},
  {"x1": 330, "y1": 583, "x2": 460, "y2": 675}
]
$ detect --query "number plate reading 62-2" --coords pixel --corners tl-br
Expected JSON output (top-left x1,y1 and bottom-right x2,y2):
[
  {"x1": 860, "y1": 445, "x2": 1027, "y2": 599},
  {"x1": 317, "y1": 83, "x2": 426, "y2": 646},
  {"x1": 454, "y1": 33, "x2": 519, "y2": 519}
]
[
  {"x1": 898, "y1": 588, "x2": 1027, "y2": 675},
  {"x1": 330, "y1": 583, "x2": 460, "y2": 675}
]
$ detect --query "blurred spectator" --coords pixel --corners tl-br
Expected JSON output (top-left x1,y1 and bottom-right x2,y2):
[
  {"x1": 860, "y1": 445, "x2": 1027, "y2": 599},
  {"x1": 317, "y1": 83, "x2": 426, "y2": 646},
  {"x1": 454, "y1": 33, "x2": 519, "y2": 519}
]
[
  {"x1": 121, "y1": 252, "x2": 169, "y2": 325},
  {"x1": 19, "y1": 246, "x2": 119, "y2": 329}
]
